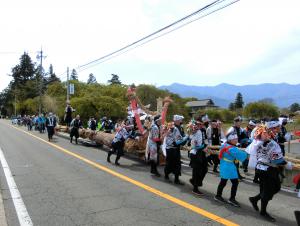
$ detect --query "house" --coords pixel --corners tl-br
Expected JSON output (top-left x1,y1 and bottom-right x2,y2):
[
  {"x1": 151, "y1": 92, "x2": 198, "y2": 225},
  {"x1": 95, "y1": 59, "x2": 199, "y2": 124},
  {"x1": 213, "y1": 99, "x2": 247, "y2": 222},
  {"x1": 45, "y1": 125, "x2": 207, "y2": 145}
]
[{"x1": 186, "y1": 99, "x2": 218, "y2": 115}]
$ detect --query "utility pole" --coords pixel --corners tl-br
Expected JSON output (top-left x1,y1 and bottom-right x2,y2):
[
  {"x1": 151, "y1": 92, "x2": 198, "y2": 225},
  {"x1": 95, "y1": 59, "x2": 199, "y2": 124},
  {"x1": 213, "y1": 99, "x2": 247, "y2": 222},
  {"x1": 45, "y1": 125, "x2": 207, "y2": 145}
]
[
  {"x1": 14, "y1": 93, "x2": 16, "y2": 116},
  {"x1": 36, "y1": 47, "x2": 46, "y2": 114},
  {"x1": 67, "y1": 67, "x2": 70, "y2": 103}
]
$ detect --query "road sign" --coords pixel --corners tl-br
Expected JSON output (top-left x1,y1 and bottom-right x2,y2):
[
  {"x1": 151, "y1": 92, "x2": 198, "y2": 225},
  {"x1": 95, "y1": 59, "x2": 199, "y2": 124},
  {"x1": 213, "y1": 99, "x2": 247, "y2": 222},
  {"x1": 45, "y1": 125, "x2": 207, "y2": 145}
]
[{"x1": 69, "y1": 83, "x2": 75, "y2": 95}]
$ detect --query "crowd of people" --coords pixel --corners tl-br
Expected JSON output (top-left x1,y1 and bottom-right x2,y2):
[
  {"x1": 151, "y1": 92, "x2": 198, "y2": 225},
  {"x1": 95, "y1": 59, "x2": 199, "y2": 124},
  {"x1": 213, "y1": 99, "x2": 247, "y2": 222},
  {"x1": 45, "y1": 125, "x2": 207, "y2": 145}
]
[
  {"x1": 11, "y1": 101, "x2": 299, "y2": 223},
  {"x1": 141, "y1": 114, "x2": 295, "y2": 222}
]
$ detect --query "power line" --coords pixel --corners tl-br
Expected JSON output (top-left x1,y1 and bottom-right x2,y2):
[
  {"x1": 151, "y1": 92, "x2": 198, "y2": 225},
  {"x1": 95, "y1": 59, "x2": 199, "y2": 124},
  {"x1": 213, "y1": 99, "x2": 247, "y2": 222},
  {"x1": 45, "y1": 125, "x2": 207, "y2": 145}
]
[{"x1": 77, "y1": 0, "x2": 240, "y2": 72}]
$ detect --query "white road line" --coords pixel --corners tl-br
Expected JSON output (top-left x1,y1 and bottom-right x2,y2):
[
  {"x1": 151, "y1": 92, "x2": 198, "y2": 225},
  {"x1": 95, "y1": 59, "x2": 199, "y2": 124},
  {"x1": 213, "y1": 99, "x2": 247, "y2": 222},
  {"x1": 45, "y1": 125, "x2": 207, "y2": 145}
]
[{"x1": 0, "y1": 148, "x2": 33, "y2": 226}]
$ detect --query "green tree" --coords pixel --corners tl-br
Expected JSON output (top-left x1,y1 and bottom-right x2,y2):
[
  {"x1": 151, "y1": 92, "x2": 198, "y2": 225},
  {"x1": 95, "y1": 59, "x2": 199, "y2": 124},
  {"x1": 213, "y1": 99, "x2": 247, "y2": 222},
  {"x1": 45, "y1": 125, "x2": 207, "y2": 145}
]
[
  {"x1": 290, "y1": 103, "x2": 300, "y2": 112},
  {"x1": 87, "y1": 73, "x2": 97, "y2": 84},
  {"x1": 244, "y1": 102, "x2": 279, "y2": 119},
  {"x1": 70, "y1": 69, "x2": 78, "y2": 80},
  {"x1": 220, "y1": 109, "x2": 236, "y2": 122},
  {"x1": 47, "y1": 64, "x2": 60, "y2": 84},
  {"x1": 10, "y1": 52, "x2": 36, "y2": 87},
  {"x1": 228, "y1": 102, "x2": 235, "y2": 111},
  {"x1": 108, "y1": 74, "x2": 121, "y2": 85},
  {"x1": 234, "y1": 92, "x2": 244, "y2": 109}
]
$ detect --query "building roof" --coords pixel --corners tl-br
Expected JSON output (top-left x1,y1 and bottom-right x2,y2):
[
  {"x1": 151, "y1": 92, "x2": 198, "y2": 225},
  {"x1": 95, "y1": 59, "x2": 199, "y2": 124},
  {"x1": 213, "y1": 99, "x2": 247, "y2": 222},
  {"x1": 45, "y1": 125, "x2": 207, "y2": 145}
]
[{"x1": 186, "y1": 99, "x2": 216, "y2": 107}]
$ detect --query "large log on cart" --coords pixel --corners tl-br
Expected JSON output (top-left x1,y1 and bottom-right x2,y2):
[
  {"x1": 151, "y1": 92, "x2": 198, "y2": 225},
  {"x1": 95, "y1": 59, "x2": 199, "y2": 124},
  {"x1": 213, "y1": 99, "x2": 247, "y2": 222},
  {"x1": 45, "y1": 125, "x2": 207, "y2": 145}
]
[{"x1": 93, "y1": 131, "x2": 115, "y2": 148}]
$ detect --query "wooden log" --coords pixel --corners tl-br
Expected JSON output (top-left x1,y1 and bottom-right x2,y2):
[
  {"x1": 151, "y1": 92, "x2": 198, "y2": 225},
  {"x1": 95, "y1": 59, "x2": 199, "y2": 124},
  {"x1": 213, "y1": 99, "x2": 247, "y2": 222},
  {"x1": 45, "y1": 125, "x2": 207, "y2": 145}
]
[
  {"x1": 124, "y1": 132, "x2": 148, "y2": 152},
  {"x1": 285, "y1": 156, "x2": 300, "y2": 165},
  {"x1": 93, "y1": 131, "x2": 115, "y2": 147},
  {"x1": 55, "y1": 125, "x2": 69, "y2": 133}
]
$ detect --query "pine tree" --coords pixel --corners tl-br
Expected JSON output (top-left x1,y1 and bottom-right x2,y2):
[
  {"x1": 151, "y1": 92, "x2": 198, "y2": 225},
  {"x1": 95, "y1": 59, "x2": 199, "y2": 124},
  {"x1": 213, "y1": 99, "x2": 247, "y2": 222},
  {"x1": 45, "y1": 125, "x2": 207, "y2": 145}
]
[
  {"x1": 228, "y1": 102, "x2": 235, "y2": 111},
  {"x1": 290, "y1": 103, "x2": 300, "y2": 112},
  {"x1": 87, "y1": 73, "x2": 97, "y2": 84},
  {"x1": 11, "y1": 52, "x2": 36, "y2": 87},
  {"x1": 108, "y1": 74, "x2": 121, "y2": 85},
  {"x1": 234, "y1": 92, "x2": 244, "y2": 109},
  {"x1": 70, "y1": 69, "x2": 78, "y2": 80},
  {"x1": 47, "y1": 64, "x2": 60, "y2": 84}
]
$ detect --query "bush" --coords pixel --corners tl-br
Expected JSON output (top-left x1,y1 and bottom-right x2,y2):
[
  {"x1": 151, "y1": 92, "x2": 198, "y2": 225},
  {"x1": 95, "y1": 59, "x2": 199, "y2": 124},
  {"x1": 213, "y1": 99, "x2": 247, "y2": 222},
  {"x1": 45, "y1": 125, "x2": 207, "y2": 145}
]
[
  {"x1": 195, "y1": 109, "x2": 236, "y2": 123},
  {"x1": 244, "y1": 102, "x2": 279, "y2": 119}
]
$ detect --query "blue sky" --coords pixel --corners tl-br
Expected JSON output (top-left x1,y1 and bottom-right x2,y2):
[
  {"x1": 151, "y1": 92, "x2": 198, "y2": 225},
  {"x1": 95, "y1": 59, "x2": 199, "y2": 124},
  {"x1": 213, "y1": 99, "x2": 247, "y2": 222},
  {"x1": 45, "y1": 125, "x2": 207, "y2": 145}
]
[{"x1": 0, "y1": 0, "x2": 300, "y2": 92}]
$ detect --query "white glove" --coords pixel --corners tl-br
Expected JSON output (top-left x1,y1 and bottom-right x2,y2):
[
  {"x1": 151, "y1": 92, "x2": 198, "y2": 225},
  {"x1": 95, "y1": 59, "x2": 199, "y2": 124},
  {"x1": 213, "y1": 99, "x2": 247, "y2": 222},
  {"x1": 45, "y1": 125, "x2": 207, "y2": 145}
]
[{"x1": 285, "y1": 161, "x2": 293, "y2": 170}]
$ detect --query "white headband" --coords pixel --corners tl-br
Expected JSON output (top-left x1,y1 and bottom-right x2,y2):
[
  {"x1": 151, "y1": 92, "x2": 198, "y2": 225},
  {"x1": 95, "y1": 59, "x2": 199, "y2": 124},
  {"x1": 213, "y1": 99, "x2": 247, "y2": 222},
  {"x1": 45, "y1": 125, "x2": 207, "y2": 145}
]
[
  {"x1": 266, "y1": 121, "x2": 280, "y2": 129},
  {"x1": 249, "y1": 120, "x2": 256, "y2": 126},
  {"x1": 227, "y1": 133, "x2": 238, "y2": 141},
  {"x1": 173, "y1": 115, "x2": 184, "y2": 121}
]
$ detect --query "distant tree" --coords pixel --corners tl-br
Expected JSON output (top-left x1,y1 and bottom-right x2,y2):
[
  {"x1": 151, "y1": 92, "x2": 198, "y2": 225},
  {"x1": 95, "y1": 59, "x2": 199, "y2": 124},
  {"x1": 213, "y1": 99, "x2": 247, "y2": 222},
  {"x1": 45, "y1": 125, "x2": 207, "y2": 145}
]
[
  {"x1": 108, "y1": 74, "x2": 121, "y2": 85},
  {"x1": 70, "y1": 69, "x2": 78, "y2": 80},
  {"x1": 87, "y1": 73, "x2": 97, "y2": 84},
  {"x1": 244, "y1": 102, "x2": 279, "y2": 119},
  {"x1": 47, "y1": 64, "x2": 60, "y2": 84},
  {"x1": 234, "y1": 92, "x2": 244, "y2": 109},
  {"x1": 228, "y1": 102, "x2": 235, "y2": 111},
  {"x1": 290, "y1": 103, "x2": 300, "y2": 112},
  {"x1": 11, "y1": 52, "x2": 36, "y2": 87}
]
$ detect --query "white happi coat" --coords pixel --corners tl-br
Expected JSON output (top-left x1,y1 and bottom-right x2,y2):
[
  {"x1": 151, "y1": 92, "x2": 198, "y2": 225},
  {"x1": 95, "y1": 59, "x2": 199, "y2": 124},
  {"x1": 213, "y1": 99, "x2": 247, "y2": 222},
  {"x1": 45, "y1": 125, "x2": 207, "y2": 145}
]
[
  {"x1": 112, "y1": 128, "x2": 130, "y2": 143},
  {"x1": 190, "y1": 129, "x2": 203, "y2": 155},
  {"x1": 146, "y1": 124, "x2": 160, "y2": 162}
]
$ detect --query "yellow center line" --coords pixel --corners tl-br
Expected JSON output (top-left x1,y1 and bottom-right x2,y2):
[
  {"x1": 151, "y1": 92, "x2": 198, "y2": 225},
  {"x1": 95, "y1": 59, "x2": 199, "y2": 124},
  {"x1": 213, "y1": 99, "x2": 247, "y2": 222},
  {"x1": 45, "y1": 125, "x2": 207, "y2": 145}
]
[{"x1": 10, "y1": 124, "x2": 239, "y2": 226}]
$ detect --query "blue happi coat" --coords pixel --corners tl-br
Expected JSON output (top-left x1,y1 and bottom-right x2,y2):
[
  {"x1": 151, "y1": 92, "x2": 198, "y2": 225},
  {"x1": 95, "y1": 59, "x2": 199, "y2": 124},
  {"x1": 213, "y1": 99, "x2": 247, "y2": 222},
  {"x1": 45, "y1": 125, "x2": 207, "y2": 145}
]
[{"x1": 219, "y1": 143, "x2": 247, "y2": 179}]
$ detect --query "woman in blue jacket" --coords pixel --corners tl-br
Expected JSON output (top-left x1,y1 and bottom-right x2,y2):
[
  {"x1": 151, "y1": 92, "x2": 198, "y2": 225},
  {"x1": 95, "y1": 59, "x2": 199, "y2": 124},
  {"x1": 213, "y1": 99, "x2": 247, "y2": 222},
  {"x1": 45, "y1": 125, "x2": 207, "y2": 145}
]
[{"x1": 214, "y1": 132, "x2": 247, "y2": 207}]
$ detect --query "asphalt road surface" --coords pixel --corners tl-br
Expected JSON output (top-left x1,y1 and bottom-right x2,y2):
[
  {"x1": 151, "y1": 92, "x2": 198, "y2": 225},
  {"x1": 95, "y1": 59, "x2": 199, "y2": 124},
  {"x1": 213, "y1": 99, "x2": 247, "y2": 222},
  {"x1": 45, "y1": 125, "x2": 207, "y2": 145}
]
[{"x1": 0, "y1": 119, "x2": 298, "y2": 226}]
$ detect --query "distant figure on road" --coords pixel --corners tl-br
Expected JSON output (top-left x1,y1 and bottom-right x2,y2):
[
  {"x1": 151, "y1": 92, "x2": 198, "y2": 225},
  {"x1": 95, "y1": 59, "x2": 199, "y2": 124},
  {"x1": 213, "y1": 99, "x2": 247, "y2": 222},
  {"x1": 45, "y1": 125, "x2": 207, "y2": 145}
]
[
  {"x1": 88, "y1": 117, "x2": 97, "y2": 131},
  {"x1": 46, "y1": 112, "x2": 57, "y2": 142},
  {"x1": 38, "y1": 114, "x2": 46, "y2": 133},
  {"x1": 70, "y1": 115, "x2": 82, "y2": 144},
  {"x1": 64, "y1": 102, "x2": 75, "y2": 127}
]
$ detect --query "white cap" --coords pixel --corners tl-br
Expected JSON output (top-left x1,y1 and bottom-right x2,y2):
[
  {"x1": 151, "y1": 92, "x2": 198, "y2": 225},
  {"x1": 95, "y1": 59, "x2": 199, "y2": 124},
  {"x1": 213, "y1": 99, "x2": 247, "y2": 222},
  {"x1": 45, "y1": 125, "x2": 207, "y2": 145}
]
[{"x1": 173, "y1": 115, "x2": 184, "y2": 121}]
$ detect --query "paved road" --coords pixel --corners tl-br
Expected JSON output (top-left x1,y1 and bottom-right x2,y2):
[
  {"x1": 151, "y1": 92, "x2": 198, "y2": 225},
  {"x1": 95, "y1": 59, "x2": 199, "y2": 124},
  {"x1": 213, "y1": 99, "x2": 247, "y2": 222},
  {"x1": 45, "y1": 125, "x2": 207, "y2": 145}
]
[{"x1": 0, "y1": 119, "x2": 298, "y2": 226}]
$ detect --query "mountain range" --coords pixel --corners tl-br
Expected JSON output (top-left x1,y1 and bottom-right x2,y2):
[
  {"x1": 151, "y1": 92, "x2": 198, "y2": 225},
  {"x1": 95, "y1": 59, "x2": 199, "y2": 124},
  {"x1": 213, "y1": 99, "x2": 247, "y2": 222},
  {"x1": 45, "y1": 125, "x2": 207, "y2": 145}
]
[{"x1": 159, "y1": 83, "x2": 300, "y2": 108}]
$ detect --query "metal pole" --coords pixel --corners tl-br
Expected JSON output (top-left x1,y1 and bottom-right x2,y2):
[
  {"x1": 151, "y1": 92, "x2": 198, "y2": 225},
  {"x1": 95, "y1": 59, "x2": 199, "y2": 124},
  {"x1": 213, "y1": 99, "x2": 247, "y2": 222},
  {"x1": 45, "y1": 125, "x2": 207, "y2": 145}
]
[
  {"x1": 38, "y1": 48, "x2": 43, "y2": 114},
  {"x1": 67, "y1": 67, "x2": 70, "y2": 102}
]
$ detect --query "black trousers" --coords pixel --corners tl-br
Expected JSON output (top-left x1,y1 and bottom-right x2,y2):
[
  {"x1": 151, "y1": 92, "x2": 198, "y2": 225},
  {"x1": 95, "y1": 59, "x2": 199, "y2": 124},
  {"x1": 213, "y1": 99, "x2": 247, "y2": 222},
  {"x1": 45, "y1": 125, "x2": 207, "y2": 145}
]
[
  {"x1": 108, "y1": 141, "x2": 124, "y2": 163},
  {"x1": 190, "y1": 151, "x2": 208, "y2": 187},
  {"x1": 254, "y1": 168, "x2": 281, "y2": 201},
  {"x1": 47, "y1": 126, "x2": 55, "y2": 139},
  {"x1": 279, "y1": 144, "x2": 285, "y2": 156},
  {"x1": 250, "y1": 168, "x2": 281, "y2": 214},
  {"x1": 70, "y1": 127, "x2": 79, "y2": 139},
  {"x1": 164, "y1": 147, "x2": 181, "y2": 177},
  {"x1": 217, "y1": 178, "x2": 239, "y2": 199}
]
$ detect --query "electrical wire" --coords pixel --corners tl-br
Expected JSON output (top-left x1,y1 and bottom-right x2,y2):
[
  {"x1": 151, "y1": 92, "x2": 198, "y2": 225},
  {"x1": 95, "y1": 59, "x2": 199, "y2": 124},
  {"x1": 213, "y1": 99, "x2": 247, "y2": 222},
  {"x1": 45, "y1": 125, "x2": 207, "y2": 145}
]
[{"x1": 77, "y1": 0, "x2": 239, "y2": 72}]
